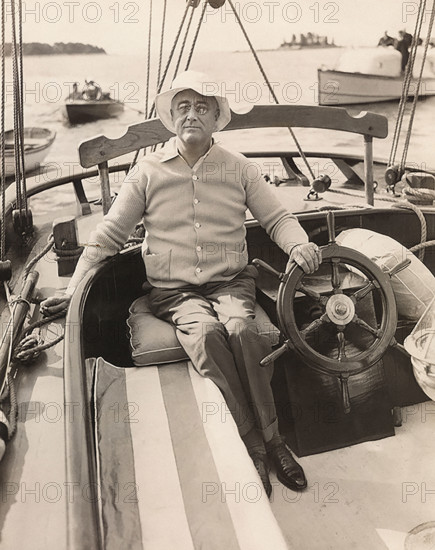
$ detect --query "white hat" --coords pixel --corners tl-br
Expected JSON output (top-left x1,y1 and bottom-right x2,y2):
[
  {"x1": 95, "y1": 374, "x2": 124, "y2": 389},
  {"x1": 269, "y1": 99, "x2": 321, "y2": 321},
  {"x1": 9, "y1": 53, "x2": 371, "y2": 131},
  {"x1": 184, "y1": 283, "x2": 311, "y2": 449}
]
[{"x1": 155, "y1": 70, "x2": 231, "y2": 133}]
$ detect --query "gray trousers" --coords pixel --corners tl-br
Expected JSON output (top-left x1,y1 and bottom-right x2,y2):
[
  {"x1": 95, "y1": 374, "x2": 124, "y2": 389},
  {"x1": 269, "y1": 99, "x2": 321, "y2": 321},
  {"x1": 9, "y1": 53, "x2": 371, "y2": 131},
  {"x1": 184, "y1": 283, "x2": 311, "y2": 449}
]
[{"x1": 148, "y1": 265, "x2": 279, "y2": 442}]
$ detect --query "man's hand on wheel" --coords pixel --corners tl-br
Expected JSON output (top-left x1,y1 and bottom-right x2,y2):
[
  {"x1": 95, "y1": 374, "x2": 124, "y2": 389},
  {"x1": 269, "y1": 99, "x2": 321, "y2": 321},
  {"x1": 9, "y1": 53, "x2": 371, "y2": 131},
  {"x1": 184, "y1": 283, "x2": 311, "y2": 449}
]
[{"x1": 288, "y1": 243, "x2": 322, "y2": 274}]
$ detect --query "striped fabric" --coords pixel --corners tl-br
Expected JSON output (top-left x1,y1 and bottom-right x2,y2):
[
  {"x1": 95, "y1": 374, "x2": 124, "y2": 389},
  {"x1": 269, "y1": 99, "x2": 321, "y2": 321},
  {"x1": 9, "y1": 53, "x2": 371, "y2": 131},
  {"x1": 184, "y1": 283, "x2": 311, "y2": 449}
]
[{"x1": 93, "y1": 357, "x2": 289, "y2": 550}]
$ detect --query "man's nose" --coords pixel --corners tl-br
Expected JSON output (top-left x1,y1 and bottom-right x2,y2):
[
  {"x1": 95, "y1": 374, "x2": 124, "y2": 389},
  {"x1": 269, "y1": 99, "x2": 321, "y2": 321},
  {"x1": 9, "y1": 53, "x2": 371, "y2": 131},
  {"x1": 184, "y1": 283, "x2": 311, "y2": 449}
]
[{"x1": 186, "y1": 105, "x2": 197, "y2": 118}]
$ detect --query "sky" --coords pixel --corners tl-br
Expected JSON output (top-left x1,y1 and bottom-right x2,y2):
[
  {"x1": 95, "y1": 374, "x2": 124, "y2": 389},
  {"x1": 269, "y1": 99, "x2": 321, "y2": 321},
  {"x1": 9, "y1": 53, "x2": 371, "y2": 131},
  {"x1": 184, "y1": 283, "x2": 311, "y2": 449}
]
[{"x1": 5, "y1": 0, "x2": 434, "y2": 55}]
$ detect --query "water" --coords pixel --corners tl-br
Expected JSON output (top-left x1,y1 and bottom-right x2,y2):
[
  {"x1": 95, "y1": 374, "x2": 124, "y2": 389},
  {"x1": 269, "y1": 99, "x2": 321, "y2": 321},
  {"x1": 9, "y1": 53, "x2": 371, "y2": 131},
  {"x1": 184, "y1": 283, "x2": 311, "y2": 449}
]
[{"x1": 5, "y1": 48, "x2": 435, "y2": 197}]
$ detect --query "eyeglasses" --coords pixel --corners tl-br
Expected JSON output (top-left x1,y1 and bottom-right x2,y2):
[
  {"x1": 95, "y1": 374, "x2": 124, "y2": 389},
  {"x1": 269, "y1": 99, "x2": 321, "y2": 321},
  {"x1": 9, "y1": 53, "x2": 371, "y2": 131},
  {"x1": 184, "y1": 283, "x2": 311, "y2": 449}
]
[{"x1": 176, "y1": 102, "x2": 210, "y2": 115}]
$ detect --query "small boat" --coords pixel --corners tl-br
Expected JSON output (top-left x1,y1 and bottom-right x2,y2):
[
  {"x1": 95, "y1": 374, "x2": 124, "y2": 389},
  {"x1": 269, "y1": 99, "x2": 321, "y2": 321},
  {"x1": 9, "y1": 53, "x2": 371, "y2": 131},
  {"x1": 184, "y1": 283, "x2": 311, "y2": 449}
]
[
  {"x1": 64, "y1": 80, "x2": 124, "y2": 124},
  {"x1": 64, "y1": 97, "x2": 125, "y2": 124},
  {"x1": 4, "y1": 127, "x2": 56, "y2": 177},
  {"x1": 318, "y1": 47, "x2": 435, "y2": 105}
]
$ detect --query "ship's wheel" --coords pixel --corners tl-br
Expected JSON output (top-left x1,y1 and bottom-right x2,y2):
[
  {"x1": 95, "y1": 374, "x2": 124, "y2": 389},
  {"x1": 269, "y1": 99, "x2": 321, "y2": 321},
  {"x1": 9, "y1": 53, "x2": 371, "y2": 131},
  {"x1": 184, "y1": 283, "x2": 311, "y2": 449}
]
[{"x1": 253, "y1": 212, "x2": 404, "y2": 412}]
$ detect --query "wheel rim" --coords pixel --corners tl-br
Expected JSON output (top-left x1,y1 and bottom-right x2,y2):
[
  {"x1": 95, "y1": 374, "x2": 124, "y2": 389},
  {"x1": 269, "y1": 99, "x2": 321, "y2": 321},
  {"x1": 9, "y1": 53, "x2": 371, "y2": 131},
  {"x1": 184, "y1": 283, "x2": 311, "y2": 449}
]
[{"x1": 277, "y1": 243, "x2": 397, "y2": 376}]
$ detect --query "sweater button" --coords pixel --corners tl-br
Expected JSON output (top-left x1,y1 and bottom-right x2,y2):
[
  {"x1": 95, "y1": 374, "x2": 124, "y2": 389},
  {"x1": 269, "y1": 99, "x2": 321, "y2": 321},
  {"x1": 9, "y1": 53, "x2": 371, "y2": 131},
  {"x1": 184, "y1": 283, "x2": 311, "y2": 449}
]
[
  {"x1": 196, "y1": 246, "x2": 202, "y2": 251},
  {"x1": 195, "y1": 222, "x2": 201, "y2": 228},
  {"x1": 195, "y1": 267, "x2": 202, "y2": 273},
  {"x1": 192, "y1": 175, "x2": 199, "y2": 181},
  {"x1": 193, "y1": 198, "x2": 199, "y2": 204}
]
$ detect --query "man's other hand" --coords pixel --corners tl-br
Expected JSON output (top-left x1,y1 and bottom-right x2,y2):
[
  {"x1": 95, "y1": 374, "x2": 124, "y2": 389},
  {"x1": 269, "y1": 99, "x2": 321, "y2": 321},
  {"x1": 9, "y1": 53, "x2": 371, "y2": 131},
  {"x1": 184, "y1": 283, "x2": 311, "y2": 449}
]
[
  {"x1": 40, "y1": 294, "x2": 72, "y2": 316},
  {"x1": 288, "y1": 243, "x2": 322, "y2": 274}
]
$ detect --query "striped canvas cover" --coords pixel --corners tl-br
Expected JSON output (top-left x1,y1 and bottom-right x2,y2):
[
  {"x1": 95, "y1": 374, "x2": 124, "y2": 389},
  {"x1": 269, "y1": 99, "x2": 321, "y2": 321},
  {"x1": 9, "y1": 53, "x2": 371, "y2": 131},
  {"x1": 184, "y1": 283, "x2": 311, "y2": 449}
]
[{"x1": 92, "y1": 357, "x2": 289, "y2": 550}]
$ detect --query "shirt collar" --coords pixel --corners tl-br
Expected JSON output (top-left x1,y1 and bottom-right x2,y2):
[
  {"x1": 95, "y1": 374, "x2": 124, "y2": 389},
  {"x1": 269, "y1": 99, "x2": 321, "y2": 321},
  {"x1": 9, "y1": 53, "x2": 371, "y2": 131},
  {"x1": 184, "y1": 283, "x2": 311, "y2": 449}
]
[{"x1": 159, "y1": 137, "x2": 217, "y2": 163}]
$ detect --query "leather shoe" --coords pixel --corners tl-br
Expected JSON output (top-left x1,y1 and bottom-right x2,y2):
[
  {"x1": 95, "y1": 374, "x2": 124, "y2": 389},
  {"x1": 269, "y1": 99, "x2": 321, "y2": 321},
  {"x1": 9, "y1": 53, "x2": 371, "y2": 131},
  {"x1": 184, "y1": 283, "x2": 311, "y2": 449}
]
[
  {"x1": 267, "y1": 442, "x2": 307, "y2": 491},
  {"x1": 250, "y1": 452, "x2": 272, "y2": 498}
]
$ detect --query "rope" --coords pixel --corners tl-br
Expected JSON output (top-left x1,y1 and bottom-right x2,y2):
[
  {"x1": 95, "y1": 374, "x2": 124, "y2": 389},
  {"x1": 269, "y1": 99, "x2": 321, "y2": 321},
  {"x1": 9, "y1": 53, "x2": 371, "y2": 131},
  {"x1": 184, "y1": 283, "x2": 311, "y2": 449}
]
[
  {"x1": 402, "y1": 185, "x2": 435, "y2": 203},
  {"x1": 0, "y1": 282, "x2": 15, "y2": 397},
  {"x1": 226, "y1": 0, "x2": 315, "y2": 181},
  {"x1": 392, "y1": 201, "x2": 428, "y2": 260},
  {"x1": 22, "y1": 310, "x2": 66, "y2": 336},
  {"x1": 0, "y1": 373, "x2": 18, "y2": 440},
  {"x1": 6, "y1": 373, "x2": 17, "y2": 439},
  {"x1": 172, "y1": 3, "x2": 196, "y2": 80},
  {"x1": 21, "y1": 234, "x2": 54, "y2": 282},
  {"x1": 410, "y1": 240, "x2": 435, "y2": 253},
  {"x1": 148, "y1": 2, "x2": 192, "y2": 119},
  {"x1": 388, "y1": 0, "x2": 427, "y2": 168},
  {"x1": 400, "y1": 3, "x2": 435, "y2": 171},
  {"x1": 10, "y1": 0, "x2": 22, "y2": 212},
  {"x1": 185, "y1": 1, "x2": 208, "y2": 70},
  {"x1": 17, "y1": 0, "x2": 27, "y2": 213},
  {"x1": 157, "y1": 0, "x2": 167, "y2": 85},
  {"x1": 14, "y1": 334, "x2": 64, "y2": 364},
  {"x1": 0, "y1": 0, "x2": 6, "y2": 260},
  {"x1": 325, "y1": 187, "x2": 398, "y2": 202},
  {"x1": 145, "y1": 0, "x2": 153, "y2": 118},
  {"x1": 129, "y1": 1, "x2": 192, "y2": 169}
]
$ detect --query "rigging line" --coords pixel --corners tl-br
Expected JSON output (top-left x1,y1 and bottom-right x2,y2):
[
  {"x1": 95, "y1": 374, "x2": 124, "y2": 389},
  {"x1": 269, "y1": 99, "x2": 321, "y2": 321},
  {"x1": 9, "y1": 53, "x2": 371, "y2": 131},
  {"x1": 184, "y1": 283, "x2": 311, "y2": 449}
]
[
  {"x1": 129, "y1": 2, "x2": 191, "y2": 169},
  {"x1": 226, "y1": 0, "x2": 315, "y2": 181},
  {"x1": 394, "y1": 0, "x2": 426, "y2": 161},
  {"x1": 185, "y1": 0, "x2": 208, "y2": 70},
  {"x1": 400, "y1": 4, "x2": 435, "y2": 171},
  {"x1": 172, "y1": 3, "x2": 196, "y2": 81},
  {"x1": 10, "y1": 0, "x2": 22, "y2": 213},
  {"x1": 145, "y1": 0, "x2": 153, "y2": 118},
  {"x1": 1, "y1": 0, "x2": 6, "y2": 261},
  {"x1": 149, "y1": 2, "x2": 192, "y2": 118},
  {"x1": 388, "y1": 0, "x2": 426, "y2": 167},
  {"x1": 157, "y1": 0, "x2": 167, "y2": 85},
  {"x1": 17, "y1": 0, "x2": 27, "y2": 214},
  {"x1": 0, "y1": 282, "x2": 15, "y2": 398}
]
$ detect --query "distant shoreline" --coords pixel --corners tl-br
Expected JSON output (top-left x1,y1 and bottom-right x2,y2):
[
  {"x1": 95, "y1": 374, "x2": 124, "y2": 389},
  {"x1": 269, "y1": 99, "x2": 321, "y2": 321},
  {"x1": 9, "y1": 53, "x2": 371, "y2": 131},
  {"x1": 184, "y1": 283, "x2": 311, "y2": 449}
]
[
  {"x1": 235, "y1": 46, "x2": 343, "y2": 53},
  {"x1": 5, "y1": 42, "x2": 106, "y2": 55}
]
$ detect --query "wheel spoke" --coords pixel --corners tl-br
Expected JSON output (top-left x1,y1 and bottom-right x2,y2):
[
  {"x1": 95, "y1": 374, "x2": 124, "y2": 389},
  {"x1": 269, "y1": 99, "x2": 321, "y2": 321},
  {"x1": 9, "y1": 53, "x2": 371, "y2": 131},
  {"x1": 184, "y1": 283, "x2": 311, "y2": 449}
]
[
  {"x1": 351, "y1": 280, "x2": 378, "y2": 303},
  {"x1": 296, "y1": 282, "x2": 321, "y2": 301},
  {"x1": 352, "y1": 314, "x2": 382, "y2": 338},
  {"x1": 300, "y1": 313, "x2": 329, "y2": 340},
  {"x1": 330, "y1": 258, "x2": 341, "y2": 292},
  {"x1": 337, "y1": 330, "x2": 346, "y2": 361}
]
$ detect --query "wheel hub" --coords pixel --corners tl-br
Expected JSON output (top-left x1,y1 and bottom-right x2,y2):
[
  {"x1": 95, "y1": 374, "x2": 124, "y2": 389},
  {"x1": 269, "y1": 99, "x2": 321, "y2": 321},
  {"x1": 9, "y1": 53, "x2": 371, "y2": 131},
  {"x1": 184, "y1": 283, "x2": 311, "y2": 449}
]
[{"x1": 325, "y1": 294, "x2": 355, "y2": 325}]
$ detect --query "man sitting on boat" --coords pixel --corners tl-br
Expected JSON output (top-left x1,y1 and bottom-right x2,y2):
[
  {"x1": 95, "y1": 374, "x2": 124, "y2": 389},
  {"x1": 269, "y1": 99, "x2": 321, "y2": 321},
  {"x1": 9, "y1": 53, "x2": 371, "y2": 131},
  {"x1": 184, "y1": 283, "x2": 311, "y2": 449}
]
[
  {"x1": 67, "y1": 82, "x2": 83, "y2": 101},
  {"x1": 82, "y1": 79, "x2": 102, "y2": 100},
  {"x1": 41, "y1": 70, "x2": 322, "y2": 498}
]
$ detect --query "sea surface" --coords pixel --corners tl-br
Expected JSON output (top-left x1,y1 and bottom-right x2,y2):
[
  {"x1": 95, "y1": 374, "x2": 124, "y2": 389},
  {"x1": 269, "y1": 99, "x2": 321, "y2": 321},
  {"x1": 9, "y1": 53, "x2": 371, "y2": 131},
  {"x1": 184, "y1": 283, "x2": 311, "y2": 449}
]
[{"x1": 3, "y1": 48, "x2": 435, "y2": 209}]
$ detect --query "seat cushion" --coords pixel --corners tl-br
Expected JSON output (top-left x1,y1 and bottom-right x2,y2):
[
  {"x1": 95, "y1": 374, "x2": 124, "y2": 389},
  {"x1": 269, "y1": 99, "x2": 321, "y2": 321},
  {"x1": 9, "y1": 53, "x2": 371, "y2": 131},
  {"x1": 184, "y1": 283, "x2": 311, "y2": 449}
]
[{"x1": 127, "y1": 294, "x2": 280, "y2": 367}]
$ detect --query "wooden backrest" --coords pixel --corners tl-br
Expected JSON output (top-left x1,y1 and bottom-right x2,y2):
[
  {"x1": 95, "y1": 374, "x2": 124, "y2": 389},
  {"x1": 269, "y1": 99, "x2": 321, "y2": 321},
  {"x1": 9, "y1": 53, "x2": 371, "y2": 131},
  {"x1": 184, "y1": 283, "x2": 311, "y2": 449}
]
[{"x1": 78, "y1": 105, "x2": 388, "y2": 168}]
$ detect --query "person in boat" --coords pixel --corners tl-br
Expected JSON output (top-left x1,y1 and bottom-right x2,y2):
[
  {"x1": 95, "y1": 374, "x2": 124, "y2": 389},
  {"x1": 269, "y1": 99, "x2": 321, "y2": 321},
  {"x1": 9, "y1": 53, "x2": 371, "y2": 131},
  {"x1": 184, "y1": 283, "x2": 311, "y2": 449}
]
[
  {"x1": 395, "y1": 30, "x2": 413, "y2": 73},
  {"x1": 40, "y1": 70, "x2": 322, "y2": 498},
  {"x1": 68, "y1": 82, "x2": 83, "y2": 101},
  {"x1": 82, "y1": 79, "x2": 102, "y2": 101},
  {"x1": 377, "y1": 31, "x2": 395, "y2": 47}
]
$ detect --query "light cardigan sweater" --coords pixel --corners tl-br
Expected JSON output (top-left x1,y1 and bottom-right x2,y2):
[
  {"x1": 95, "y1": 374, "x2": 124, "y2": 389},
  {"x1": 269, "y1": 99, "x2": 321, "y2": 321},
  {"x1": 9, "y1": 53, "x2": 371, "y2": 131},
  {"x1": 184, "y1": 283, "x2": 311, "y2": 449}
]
[{"x1": 67, "y1": 138, "x2": 308, "y2": 292}]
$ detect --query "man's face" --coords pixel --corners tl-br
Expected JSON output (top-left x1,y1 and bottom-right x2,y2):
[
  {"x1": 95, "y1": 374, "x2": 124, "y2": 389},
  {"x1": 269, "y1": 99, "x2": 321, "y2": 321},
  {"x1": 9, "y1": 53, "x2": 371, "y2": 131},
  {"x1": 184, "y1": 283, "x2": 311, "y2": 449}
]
[{"x1": 171, "y1": 90, "x2": 219, "y2": 147}]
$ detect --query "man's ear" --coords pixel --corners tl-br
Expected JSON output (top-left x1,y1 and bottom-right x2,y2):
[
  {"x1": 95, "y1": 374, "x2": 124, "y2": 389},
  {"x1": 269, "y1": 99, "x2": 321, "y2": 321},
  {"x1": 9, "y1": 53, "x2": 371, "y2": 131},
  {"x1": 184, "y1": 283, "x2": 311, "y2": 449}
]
[
  {"x1": 215, "y1": 108, "x2": 220, "y2": 121},
  {"x1": 170, "y1": 108, "x2": 174, "y2": 121}
]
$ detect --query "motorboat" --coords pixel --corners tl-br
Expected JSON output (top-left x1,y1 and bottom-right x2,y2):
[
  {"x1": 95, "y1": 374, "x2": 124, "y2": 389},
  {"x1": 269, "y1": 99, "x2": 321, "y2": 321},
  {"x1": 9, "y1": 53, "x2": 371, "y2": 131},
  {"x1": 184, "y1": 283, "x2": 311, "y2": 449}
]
[
  {"x1": 318, "y1": 47, "x2": 435, "y2": 105},
  {"x1": 64, "y1": 81, "x2": 124, "y2": 124}
]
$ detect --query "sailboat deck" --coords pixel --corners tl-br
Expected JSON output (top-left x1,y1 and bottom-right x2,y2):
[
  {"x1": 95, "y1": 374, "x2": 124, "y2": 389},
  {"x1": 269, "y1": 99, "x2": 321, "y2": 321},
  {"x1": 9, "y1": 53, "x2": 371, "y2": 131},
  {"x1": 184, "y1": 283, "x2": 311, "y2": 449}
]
[{"x1": 0, "y1": 181, "x2": 434, "y2": 549}]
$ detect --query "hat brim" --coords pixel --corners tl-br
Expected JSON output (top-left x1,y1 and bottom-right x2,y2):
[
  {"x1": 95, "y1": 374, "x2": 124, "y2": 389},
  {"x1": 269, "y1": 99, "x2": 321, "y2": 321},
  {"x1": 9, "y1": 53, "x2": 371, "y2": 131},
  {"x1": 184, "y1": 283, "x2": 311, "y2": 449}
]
[{"x1": 155, "y1": 85, "x2": 231, "y2": 133}]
